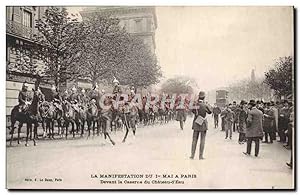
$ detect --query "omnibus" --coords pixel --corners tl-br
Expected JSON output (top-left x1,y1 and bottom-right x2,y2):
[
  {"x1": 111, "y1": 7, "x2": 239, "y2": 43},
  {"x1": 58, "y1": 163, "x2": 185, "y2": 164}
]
[{"x1": 216, "y1": 90, "x2": 229, "y2": 108}]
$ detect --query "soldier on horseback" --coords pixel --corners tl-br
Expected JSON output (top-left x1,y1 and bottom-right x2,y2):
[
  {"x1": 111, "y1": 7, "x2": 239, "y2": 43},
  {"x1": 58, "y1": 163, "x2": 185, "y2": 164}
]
[
  {"x1": 18, "y1": 81, "x2": 33, "y2": 112},
  {"x1": 50, "y1": 85, "x2": 63, "y2": 114},
  {"x1": 112, "y1": 78, "x2": 122, "y2": 95},
  {"x1": 79, "y1": 88, "x2": 89, "y2": 106},
  {"x1": 68, "y1": 86, "x2": 80, "y2": 113}
]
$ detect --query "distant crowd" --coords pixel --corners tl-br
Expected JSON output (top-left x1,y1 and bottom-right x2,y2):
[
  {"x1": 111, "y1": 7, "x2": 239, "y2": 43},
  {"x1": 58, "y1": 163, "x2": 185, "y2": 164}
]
[{"x1": 211, "y1": 99, "x2": 294, "y2": 168}]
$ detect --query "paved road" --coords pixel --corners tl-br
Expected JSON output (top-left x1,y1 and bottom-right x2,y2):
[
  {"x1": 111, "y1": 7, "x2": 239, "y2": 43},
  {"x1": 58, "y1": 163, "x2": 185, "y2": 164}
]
[{"x1": 6, "y1": 117, "x2": 294, "y2": 189}]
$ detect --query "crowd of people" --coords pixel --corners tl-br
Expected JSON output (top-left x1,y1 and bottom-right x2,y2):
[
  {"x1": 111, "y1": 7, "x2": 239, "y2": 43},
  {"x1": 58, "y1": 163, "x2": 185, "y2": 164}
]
[{"x1": 210, "y1": 99, "x2": 294, "y2": 168}]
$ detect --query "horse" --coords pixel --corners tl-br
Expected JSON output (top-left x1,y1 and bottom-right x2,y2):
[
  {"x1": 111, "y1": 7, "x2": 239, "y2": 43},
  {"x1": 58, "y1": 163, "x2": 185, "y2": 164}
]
[
  {"x1": 61, "y1": 101, "x2": 77, "y2": 139},
  {"x1": 86, "y1": 101, "x2": 99, "y2": 137},
  {"x1": 9, "y1": 89, "x2": 39, "y2": 147},
  {"x1": 39, "y1": 101, "x2": 63, "y2": 139},
  {"x1": 98, "y1": 96, "x2": 115, "y2": 145}
]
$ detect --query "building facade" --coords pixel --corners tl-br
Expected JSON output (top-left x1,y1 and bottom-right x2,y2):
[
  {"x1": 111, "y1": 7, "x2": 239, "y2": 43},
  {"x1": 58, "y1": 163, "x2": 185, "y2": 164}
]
[
  {"x1": 80, "y1": 6, "x2": 157, "y2": 53},
  {"x1": 6, "y1": 6, "x2": 93, "y2": 117},
  {"x1": 6, "y1": 6, "x2": 52, "y2": 116}
]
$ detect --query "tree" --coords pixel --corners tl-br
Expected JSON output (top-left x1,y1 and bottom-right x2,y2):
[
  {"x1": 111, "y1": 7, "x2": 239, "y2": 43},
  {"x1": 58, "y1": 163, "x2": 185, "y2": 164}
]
[
  {"x1": 115, "y1": 36, "x2": 162, "y2": 88},
  {"x1": 264, "y1": 56, "x2": 293, "y2": 97},
  {"x1": 74, "y1": 13, "x2": 162, "y2": 88},
  {"x1": 160, "y1": 76, "x2": 198, "y2": 95},
  {"x1": 33, "y1": 7, "x2": 85, "y2": 88},
  {"x1": 75, "y1": 14, "x2": 130, "y2": 85},
  {"x1": 227, "y1": 78, "x2": 273, "y2": 102}
]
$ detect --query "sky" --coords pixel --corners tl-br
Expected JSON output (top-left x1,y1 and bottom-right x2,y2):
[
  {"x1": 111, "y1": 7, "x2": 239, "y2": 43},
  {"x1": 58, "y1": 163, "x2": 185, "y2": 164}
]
[
  {"x1": 67, "y1": 6, "x2": 293, "y2": 91},
  {"x1": 155, "y1": 6, "x2": 293, "y2": 90}
]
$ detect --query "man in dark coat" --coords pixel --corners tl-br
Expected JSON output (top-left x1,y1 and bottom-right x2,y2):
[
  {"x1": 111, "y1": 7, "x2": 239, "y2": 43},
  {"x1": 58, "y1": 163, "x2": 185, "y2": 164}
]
[
  {"x1": 243, "y1": 100, "x2": 264, "y2": 157},
  {"x1": 262, "y1": 102, "x2": 275, "y2": 144},
  {"x1": 232, "y1": 101, "x2": 238, "y2": 132},
  {"x1": 212, "y1": 103, "x2": 221, "y2": 128},
  {"x1": 190, "y1": 91, "x2": 212, "y2": 160},
  {"x1": 224, "y1": 104, "x2": 234, "y2": 139},
  {"x1": 278, "y1": 100, "x2": 290, "y2": 143},
  {"x1": 238, "y1": 100, "x2": 248, "y2": 144}
]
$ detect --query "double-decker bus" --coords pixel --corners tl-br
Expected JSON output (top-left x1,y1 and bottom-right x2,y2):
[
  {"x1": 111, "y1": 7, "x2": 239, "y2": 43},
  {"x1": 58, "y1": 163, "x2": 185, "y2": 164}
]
[{"x1": 216, "y1": 90, "x2": 229, "y2": 108}]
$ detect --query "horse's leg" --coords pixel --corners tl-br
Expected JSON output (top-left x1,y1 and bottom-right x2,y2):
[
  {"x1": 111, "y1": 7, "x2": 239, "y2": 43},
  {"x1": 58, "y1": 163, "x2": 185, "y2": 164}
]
[
  {"x1": 17, "y1": 123, "x2": 23, "y2": 144},
  {"x1": 65, "y1": 121, "x2": 69, "y2": 139},
  {"x1": 29, "y1": 122, "x2": 32, "y2": 140},
  {"x1": 76, "y1": 120, "x2": 79, "y2": 135},
  {"x1": 41, "y1": 118, "x2": 46, "y2": 138},
  {"x1": 87, "y1": 120, "x2": 91, "y2": 138},
  {"x1": 33, "y1": 122, "x2": 37, "y2": 146},
  {"x1": 104, "y1": 132, "x2": 115, "y2": 145},
  {"x1": 25, "y1": 123, "x2": 31, "y2": 147},
  {"x1": 92, "y1": 120, "x2": 95, "y2": 137},
  {"x1": 96, "y1": 120, "x2": 100, "y2": 136},
  {"x1": 51, "y1": 120, "x2": 55, "y2": 139},
  {"x1": 72, "y1": 121, "x2": 75, "y2": 138},
  {"x1": 132, "y1": 120, "x2": 136, "y2": 136},
  {"x1": 122, "y1": 118, "x2": 130, "y2": 143},
  {"x1": 10, "y1": 120, "x2": 16, "y2": 146},
  {"x1": 81, "y1": 120, "x2": 85, "y2": 137}
]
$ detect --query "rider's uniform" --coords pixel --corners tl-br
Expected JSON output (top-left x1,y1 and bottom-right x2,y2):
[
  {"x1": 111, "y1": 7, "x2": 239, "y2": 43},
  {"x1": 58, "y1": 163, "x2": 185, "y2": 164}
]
[
  {"x1": 51, "y1": 90, "x2": 63, "y2": 112},
  {"x1": 68, "y1": 92, "x2": 80, "y2": 112},
  {"x1": 18, "y1": 89, "x2": 32, "y2": 112}
]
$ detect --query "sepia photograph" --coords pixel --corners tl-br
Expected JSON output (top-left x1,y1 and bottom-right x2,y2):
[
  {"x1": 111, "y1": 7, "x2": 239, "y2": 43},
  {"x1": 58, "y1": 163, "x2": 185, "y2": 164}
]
[{"x1": 5, "y1": 5, "x2": 295, "y2": 190}]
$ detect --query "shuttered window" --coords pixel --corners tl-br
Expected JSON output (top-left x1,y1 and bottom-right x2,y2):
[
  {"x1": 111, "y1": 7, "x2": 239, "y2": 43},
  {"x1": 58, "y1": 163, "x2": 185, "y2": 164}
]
[{"x1": 22, "y1": 10, "x2": 32, "y2": 27}]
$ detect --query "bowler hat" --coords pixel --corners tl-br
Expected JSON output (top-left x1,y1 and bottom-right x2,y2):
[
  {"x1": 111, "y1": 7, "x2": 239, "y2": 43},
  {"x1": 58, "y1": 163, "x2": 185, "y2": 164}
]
[
  {"x1": 240, "y1": 100, "x2": 246, "y2": 105},
  {"x1": 198, "y1": 91, "x2": 205, "y2": 98},
  {"x1": 249, "y1": 99, "x2": 256, "y2": 106}
]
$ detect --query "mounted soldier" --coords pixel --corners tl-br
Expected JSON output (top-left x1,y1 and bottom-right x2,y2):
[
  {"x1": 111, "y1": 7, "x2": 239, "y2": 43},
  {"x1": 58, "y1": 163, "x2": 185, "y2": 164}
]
[
  {"x1": 79, "y1": 88, "x2": 89, "y2": 106},
  {"x1": 50, "y1": 85, "x2": 63, "y2": 114},
  {"x1": 89, "y1": 83, "x2": 101, "y2": 109},
  {"x1": 68, "y1": 86, "x2": 80, "y2": 113},
  {"x1": 112, "y1": 78, "x2": 122, "y2": 96},
  {"x1": 18, "y1": 81, "x2": 33, "y2": 112}
]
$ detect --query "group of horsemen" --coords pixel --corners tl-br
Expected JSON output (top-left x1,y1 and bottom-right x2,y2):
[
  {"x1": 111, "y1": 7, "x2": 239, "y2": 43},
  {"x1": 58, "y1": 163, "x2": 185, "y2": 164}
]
[{"x1": 16, "y1": 78, "x2": 182, "y2": 137}]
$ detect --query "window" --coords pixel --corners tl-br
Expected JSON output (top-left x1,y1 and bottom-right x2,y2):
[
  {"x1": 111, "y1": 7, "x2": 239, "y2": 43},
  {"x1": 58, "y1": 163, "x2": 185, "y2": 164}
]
[
  {"x1": 135, "y1": 19, "x2": 143, "y2": 32},
  {"x1": 146, "y1": 18, "x2": 152, "y2": 32},
  {"x1": 22, "y1": 10, "x2": 32, "y2": 27}
]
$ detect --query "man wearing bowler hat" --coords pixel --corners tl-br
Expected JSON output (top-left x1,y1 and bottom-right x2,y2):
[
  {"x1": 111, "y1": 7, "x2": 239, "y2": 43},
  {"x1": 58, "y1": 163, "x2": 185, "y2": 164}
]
[
  {"x1": 243, "y1": 100, "x2": 264, "y2": 157},
  {"x1": 190, "y1": 91, "x2": 212, "y2": 160}
]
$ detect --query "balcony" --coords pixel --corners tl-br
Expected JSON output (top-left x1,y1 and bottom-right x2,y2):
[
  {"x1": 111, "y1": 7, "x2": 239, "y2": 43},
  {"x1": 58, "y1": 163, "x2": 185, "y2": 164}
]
[{"x1": 6, "y1": 20, "x2": 33, "y2": 40}]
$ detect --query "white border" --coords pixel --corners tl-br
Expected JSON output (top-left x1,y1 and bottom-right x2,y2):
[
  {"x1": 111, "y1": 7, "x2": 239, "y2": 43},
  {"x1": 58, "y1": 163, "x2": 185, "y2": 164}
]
[{"x1": 1, "y1": 1, "x2": 298, "y2": 195}]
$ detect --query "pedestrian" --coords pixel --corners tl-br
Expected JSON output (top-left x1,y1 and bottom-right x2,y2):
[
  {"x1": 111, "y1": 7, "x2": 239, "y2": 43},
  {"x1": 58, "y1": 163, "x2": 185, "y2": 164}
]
[
  {"x1": 262, "y1": 102, "x2": 275, "y2": 144},
  {"x1": 220, "y1": 108, "x2": 226, "y2": 131},
  {"x1": 278, "y1": 100, "x2": 290, "y2": 143},
  {"x1": 284, "y1": 102, "x2": 294, "y2": 150},
  {"x1": 270, "y1": 101, "x2": 278, "y2": 141},
  {"x1": 175, "y1": 96, "x2": 187, "y2": 130},
  {"x1": 224, "y1": 104, "x2": 234, "y2": 139},
  {"x1": 286, "y1": 105, "x2": 294, "y2": 169},
  {"x1": 232, "y1": 101, "x2": 238, "y2": 132},
  {"x1": 243, "y1": 100, "x2": 264, "y2": 157},
  {"x1": 212, "y1": 103, "x2": 221, "y2": 128},
  {"x1": 238, "y1": 100, "x2": 247, "y2": 144},
  {"x1": 190, "y1": 91, "x2": 212, "y2": 160}
]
